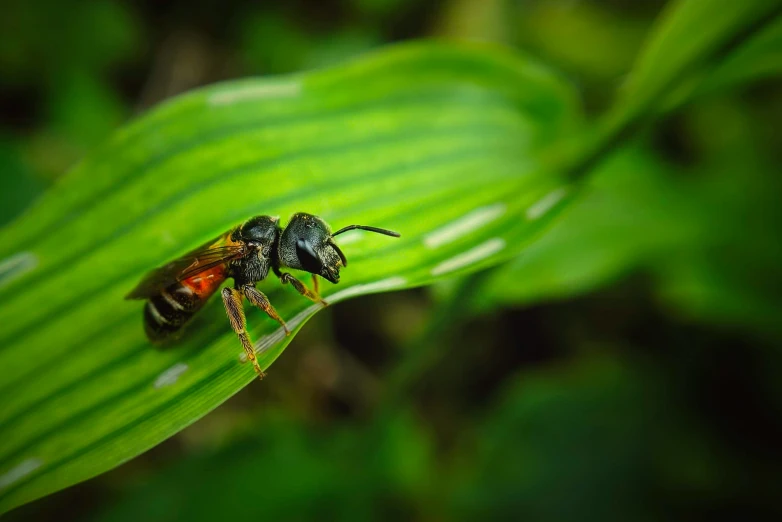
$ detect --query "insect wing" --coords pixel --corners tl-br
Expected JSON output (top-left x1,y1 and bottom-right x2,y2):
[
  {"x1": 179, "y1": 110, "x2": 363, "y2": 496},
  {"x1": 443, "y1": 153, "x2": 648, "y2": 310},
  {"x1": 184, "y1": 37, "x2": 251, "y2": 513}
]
[{"x1": 126, "y1": 235, "x2": 245, "y2": 299}]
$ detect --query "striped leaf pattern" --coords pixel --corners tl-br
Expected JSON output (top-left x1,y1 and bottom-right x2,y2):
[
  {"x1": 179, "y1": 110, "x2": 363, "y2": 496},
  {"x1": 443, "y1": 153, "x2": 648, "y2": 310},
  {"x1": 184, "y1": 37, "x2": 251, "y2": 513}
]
[{"x1": 0, "y1": 43, "x2": 578, "y2": 512}]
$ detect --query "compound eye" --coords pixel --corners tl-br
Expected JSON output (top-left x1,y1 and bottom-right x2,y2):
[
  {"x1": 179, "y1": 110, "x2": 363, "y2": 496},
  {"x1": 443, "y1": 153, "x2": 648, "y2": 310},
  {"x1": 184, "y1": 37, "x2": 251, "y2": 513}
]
[{"x1": 295, "y1": 239, "x2": 323, "y2": 274}]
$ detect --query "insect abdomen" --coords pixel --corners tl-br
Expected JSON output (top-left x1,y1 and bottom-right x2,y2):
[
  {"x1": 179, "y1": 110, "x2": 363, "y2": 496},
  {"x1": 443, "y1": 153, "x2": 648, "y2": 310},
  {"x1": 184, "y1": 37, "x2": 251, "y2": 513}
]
[
  {"x1": 143, "y1": 286, "x2": 198, "y2": 341},
  {"x1": 144, "y1": 266, "x2": 227, "y2": 341}
]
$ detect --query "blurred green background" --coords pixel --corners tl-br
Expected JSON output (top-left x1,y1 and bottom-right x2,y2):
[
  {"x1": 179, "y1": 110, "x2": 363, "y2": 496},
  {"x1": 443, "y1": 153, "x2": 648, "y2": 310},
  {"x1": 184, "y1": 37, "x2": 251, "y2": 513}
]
[{"x1": 2, "y1": 0, "x2": 781, "y2": 520}]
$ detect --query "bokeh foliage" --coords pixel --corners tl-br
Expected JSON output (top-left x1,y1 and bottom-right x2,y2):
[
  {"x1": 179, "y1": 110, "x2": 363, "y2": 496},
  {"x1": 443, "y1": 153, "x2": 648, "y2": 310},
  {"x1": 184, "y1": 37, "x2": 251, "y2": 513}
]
[{"x1": 2, "y1": 0, "x2": 782, "y2": 520}]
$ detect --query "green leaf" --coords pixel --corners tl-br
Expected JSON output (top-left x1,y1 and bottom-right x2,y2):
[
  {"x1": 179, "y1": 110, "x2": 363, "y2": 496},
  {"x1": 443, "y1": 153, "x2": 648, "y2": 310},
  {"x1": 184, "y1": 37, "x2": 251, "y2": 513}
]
[
  {"x1": 559, "y1": 0, "x2": 782, "y2": 180},
  {"x1": 682, "y1": 14, "x2": 782, "y2": 100},
  {"x1": 615, "y1": 0, "x2": 782, "y2": 123},
  {"x1": 0, "y1": 42, "x2": 578, "y2": 512},
  {"x1": 659, "y1": 10, "x2": 782, "y2": 113},
  {"x1": 476, "y1": 138, "x2": 782, "y2": 336},
  {"x1": 472, "y1": 146, "x2": 697, "y2": 310}
]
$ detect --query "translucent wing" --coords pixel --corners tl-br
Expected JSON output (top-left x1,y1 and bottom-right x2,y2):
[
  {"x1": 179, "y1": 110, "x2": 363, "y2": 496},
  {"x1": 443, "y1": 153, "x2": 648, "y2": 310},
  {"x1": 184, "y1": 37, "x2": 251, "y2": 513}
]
[{"x1": 125, "y1": 234, "x2": 246, "y2": 299}]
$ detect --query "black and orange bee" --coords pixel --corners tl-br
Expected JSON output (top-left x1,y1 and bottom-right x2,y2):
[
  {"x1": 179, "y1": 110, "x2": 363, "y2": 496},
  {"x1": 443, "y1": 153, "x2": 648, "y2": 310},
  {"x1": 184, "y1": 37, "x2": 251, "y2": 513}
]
[{"x1": 126, "y1": 213, "x2": 400, "y2": 379}]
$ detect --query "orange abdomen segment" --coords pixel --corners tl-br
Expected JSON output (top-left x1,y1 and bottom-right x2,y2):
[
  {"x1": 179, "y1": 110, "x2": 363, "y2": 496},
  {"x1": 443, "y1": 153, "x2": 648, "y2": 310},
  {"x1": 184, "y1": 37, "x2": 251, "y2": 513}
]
[
  {"x1": 144, "y1": 264, "x2": 229, "y2": 341},
  {"x1": 181, "y1": 264, "x2": 228, "y2": 298}
]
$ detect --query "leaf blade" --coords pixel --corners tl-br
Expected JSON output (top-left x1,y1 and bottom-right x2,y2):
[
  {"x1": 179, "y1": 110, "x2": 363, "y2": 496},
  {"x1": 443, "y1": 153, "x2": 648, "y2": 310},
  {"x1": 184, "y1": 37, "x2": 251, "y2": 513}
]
[{"x1": 0, "y1": 42, "x2": 578, "y2": 512}]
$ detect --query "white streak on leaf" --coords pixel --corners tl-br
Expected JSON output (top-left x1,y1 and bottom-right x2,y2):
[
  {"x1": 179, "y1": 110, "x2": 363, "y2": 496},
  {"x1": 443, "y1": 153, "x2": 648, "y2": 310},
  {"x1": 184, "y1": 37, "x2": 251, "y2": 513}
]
[
  {"x1": 244, "y1": 303, "x2": 323, "y2": 361},
  {"x1": 153, "y1": 363, "x2": 189, "y2": 388},
  {"x1": 431, "y1": 238, "x2": 506, "y2": 276},
  {"x1": 0, "y1": 459, "x2": 42, "y2": 491},
  {"x1": 326, "y1": 276, "x2": 408, "y2": 304},
  {"x1": 208, "y1": 81, "x2": 301, "y2": 106},
  {"x1": 423, "y1": 203, "x2": 506, "y2": 249},
  {"x1": 0, "y1": 252, "x2": 38, "y2": 290},
  {"x1": 526, "y1": 188, "x2": 568, "y2": 220}
]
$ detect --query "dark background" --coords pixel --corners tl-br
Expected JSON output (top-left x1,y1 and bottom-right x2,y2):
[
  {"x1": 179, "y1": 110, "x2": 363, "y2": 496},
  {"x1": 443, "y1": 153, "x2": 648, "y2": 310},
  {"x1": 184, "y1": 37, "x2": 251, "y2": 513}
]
[{"x1": 2, "y1": 0, "x2": 781, "y2": 520}]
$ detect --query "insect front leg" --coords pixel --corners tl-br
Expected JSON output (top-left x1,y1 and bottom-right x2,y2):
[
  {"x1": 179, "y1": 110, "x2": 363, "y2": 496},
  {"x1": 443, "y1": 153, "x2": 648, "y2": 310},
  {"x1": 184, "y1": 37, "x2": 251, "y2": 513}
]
[
  {"x1": 242, "y1": 285, "x2": 290, "y2": 336},
  {"x1": 221, "y1": 287, "x2": 265, "y2": 380},
  {"x1": 278, "y1": 271, "x2": 328, "y2": 306}
]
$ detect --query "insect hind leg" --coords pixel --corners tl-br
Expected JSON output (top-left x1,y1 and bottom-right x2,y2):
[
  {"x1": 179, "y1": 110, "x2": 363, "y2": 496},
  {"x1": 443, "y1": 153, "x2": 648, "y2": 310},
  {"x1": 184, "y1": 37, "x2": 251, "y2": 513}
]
[{"x1": 221, "y1": 287, "x2": 265, "y2": 380}]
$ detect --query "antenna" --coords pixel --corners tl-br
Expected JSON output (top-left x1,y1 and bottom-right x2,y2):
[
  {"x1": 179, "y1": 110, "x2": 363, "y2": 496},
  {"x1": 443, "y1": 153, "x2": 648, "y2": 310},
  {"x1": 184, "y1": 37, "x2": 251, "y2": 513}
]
[{"x1": 332, "y1": 225, "x2": 401, "y2": 238}]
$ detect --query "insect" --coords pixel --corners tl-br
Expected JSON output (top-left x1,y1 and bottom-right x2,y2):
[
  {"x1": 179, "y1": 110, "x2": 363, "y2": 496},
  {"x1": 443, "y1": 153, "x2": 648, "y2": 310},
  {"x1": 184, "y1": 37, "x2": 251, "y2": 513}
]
[{"x1": 126, "y1": 212, "x2": 400, "y2": 379}]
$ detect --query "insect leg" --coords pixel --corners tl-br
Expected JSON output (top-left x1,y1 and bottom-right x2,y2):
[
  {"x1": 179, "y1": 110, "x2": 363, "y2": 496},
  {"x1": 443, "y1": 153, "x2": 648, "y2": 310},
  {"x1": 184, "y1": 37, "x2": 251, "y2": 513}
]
[
  {"x1": 279, "y1": 272, "x2": 328, "y2": 305},
  {"x1": 243, "y1": 285, "x2": 290, "y2": 336},
  {"x1": 311, "y1": 274, "x2": 319, "y2": 295},
  {"x1": 221, "y1": 287, "x2": 265, "y2": 380}
]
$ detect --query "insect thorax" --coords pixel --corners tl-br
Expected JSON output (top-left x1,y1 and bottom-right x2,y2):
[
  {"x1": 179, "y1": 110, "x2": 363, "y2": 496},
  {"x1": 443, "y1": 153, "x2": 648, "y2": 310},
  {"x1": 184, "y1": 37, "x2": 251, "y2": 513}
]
[{"x1": 230, "y1": 254, "x2": 271, "y2": 287}]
